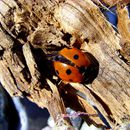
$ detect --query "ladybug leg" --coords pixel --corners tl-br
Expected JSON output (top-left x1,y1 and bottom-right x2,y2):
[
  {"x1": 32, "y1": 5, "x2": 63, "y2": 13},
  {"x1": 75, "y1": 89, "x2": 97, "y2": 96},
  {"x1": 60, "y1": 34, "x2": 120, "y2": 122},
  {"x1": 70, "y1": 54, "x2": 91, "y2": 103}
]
[
  {"x1": 52, "y1": 74, "x2": 62, "y2": 85},
  {"x1": 57, "y1": 80, "x2": 63, "y2": 86}
]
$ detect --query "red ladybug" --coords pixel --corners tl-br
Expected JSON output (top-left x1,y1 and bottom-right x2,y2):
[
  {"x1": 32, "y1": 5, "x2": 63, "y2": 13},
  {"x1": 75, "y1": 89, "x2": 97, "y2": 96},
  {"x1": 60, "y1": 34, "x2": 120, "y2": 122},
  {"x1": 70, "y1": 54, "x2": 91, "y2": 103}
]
[{"x1": 53, "y1": 48, "x2": 91, "y2": 83}]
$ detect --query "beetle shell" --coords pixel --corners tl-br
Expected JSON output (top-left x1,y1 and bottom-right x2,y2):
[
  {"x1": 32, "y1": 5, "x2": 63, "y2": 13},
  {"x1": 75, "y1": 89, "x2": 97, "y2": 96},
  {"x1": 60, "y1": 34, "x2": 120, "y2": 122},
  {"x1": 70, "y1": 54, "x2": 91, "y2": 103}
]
[
  {"x1": 54, "y1": 61, "x2": 83, "y2": 82},
  {"x1": 53, "y1": 48, "x2": 91, "y2": 82}
]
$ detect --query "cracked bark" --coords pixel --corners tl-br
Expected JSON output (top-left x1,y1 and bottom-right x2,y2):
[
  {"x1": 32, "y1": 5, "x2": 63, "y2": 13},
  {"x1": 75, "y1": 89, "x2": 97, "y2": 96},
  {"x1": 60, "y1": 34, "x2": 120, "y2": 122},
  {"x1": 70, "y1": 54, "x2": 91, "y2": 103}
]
[{"x1": 0, "y1": 0, "x2": 130, "y2": 129}]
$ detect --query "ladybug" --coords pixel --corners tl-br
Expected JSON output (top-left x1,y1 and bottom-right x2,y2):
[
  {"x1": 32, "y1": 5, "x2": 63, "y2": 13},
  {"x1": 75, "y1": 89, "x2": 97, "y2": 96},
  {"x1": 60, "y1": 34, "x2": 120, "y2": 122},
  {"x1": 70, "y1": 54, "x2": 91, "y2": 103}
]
[{"x1": 53, "y1": 48, "x2": 91, "y2": 83}]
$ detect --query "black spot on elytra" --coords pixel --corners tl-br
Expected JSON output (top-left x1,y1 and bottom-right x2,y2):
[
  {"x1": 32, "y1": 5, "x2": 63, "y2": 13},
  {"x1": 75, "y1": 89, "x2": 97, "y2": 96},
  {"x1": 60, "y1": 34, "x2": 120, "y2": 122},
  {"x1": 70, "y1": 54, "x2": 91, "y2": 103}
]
[
  {"x1": 66, "y1": 69, "x2": 71, "y2": 75},
  {"x1": 73, "y1": 54, "x2": 79, "y2": 60}
]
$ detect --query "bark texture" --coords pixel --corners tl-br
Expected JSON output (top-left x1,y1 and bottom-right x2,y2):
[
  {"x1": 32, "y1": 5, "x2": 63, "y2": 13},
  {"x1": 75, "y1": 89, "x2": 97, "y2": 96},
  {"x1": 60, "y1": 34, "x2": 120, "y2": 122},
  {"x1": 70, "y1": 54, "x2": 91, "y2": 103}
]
[{"x1": 0, "y1": 0, "x2": 130, "y2": 129}]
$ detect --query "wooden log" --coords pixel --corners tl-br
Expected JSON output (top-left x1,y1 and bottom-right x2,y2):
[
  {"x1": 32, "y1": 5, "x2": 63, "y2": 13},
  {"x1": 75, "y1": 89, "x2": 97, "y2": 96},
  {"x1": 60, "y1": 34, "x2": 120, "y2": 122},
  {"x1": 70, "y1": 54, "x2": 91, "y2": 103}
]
[{"x1": 0, "y1": 0, "x2": 130, "y2": 129}]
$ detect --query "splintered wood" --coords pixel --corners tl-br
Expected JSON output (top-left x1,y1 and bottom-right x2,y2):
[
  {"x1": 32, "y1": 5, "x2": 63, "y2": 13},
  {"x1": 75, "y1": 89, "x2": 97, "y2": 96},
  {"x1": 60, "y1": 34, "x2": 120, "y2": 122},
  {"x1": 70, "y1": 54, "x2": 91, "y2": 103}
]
[
  {"x1": 99, "y1": 0, "x2": 130, "y2": 6},
  {"x1": 0, "y1": 0, "x2": 130, "y2": 129},
  {"x1": 117, "y1": 4, "x2": 130, "y2": 63}
]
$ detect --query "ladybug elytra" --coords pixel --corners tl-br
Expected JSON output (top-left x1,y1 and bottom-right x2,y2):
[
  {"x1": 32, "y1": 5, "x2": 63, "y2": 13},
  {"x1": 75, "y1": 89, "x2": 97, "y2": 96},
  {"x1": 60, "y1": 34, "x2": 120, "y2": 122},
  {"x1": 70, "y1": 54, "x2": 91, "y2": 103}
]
[{"x1": 53, "y1": 48, "x2": 91, "y2": 83}]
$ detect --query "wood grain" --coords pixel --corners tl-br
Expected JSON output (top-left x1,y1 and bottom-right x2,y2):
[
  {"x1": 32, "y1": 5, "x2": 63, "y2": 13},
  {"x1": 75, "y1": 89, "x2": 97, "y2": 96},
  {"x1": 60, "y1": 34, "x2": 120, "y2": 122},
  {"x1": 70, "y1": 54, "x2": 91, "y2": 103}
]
[{"x1": 0, "y1": 0, "x2": 129, "y2": 129}]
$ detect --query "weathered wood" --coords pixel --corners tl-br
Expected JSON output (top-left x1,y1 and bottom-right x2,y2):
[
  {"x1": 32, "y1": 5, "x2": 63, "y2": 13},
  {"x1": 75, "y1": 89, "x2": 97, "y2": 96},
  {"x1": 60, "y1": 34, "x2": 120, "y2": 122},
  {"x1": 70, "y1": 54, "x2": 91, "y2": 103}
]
[
  {"x1": 0, "y1": 0, "x2": 130, "y2": 129},
  {"x1": 0, "y1": 27, "x2": 72, "y2": 129},
  {"x1": 117, "y1": 4, "x2": 130, "y2": 63},
  {"x1": 99, "y1": 0, "x2": 130, "y2": 6}
]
